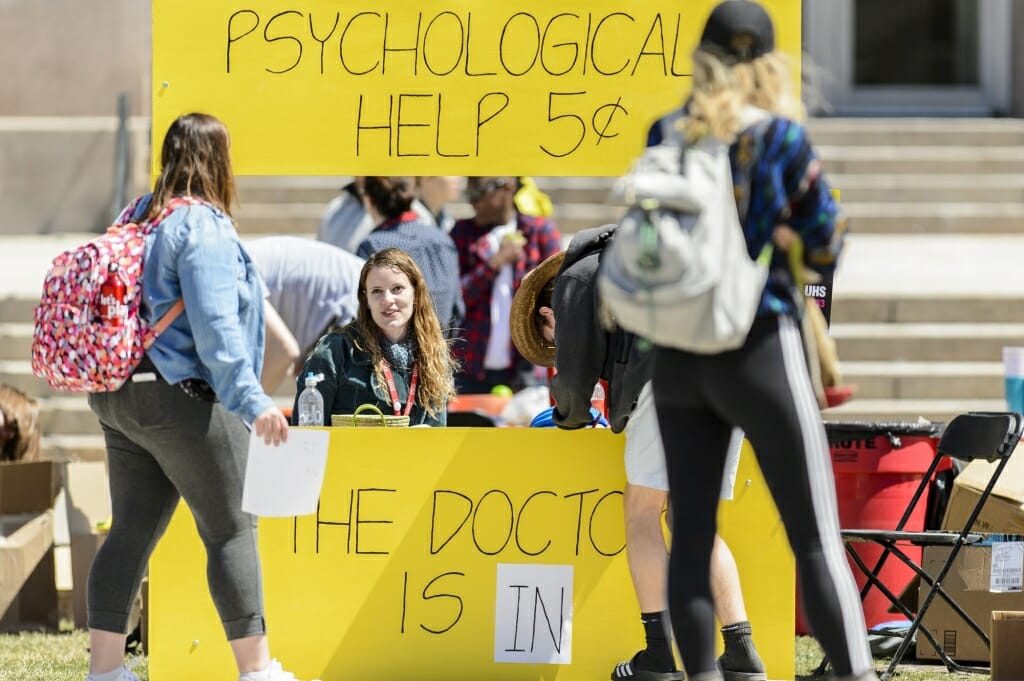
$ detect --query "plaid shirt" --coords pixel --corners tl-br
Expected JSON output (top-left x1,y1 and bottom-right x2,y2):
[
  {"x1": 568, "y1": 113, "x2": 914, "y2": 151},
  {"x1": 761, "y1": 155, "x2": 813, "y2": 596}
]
[{"x1": 450, "y1": 213, "x2": 561, "y2": 382}]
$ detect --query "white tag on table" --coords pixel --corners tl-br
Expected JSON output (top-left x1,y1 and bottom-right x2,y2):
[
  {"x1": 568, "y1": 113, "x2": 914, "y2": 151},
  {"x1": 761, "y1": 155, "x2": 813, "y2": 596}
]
[
  {"x1": 242, "y1": 429, "x2": 329, "y2": 517},
  {"x1": 990, "y1": 541, "x2": 1024, "y2": 593}
]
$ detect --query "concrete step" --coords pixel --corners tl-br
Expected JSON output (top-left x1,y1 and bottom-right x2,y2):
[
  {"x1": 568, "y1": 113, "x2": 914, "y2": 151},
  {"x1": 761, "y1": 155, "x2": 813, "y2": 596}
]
[
  {"x1": 38, "y1": 396, "x2": 100, "y2": 436},
  {"x1": 817, "y1": 146, "x2": 1024, "y2": 175},
  {"x1": 236, "y1": 176, "x2": 618, "y2": 208},
  {"x1": 807, "y1": 118, "x2": 1024, "y2": 147},
  {"x1": 821, "y1": 398, "x2": 1006, "y2": 425},
  {"x1": 235, "y1": 201, "x2": 624, "y2": 237},
  {"x1": 831, "y1": 322, "x2": 1024, "y2": 362},
  {"x1": 533, "y1": 177, "x2": 620, "y2": 207},
  {"x1": 833, "y1": 235, "x2": 1024, "y2": 300},
  {"x1": 839, "y1": 202, "x2": 1024, "y2": 234},
  {"x1": 40, "y1": 434, "x2": 107, "y2": 463},
  {"x1": 830, "y1": 295, "x2": 1024, "y2": 324},
  {"x1": 235, "y1": 202, "x2": 322, "y2": 236},
  {"x1": 552, "y1": 203, "x2": 624, "y2": 233},
  {"x1": 0, "y1": 296, "x2": 38, "y2": 322},
  {"x1": 841, "y1": 361, "x2": 1003, "y2": 400},
  {"x1": 0, "y1": 360, "x2": 55, "y2": 397},
  {"x1": 0, "y1": 323, "x2": 32, "y2": 361},
  {"x1": 237, "y1": 176, "x2": 347, "y2": 205},
  {"x1": 830, "y1": 174, "x2": 1024, "y2": 204}
]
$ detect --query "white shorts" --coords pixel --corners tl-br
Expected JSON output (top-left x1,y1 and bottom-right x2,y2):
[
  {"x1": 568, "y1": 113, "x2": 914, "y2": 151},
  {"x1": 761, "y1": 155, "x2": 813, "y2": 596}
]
[{"x1": 623, "y1": 381, "x2": 742, "y2": 500}]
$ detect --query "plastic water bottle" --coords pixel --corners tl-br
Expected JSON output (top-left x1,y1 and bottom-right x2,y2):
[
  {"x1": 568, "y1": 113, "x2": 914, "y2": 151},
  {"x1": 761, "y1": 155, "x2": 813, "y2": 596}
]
[{"x1": 297, "y1": 372, "x2": 324, "y2": 426}]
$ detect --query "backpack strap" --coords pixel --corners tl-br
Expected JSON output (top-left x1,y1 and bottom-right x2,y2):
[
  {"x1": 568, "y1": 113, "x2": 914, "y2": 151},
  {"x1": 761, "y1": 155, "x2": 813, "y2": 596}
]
[{"x1": 144, "y1": 299, "x2": 185, "y2": 348}]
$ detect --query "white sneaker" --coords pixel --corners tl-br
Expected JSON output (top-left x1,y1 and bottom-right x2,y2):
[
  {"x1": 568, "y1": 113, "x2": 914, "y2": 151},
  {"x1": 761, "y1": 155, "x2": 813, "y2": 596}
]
[
  {"x1": 238, "y1": 659, "x2": 320, "y2": 681},
  {"x1": 84, "y1": 666, "x2": 141, "y2": 681}
]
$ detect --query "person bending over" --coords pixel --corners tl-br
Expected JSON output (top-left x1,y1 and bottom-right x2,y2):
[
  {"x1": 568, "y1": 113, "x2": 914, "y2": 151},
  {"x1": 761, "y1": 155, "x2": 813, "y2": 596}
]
[{"x1": 511, "y1": 231, "x2": 766, "y2": 681}]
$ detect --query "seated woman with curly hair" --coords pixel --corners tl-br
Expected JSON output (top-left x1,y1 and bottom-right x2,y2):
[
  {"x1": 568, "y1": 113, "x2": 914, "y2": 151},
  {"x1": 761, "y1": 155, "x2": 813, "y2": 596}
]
[{"x1": 293, "y1": 248, "x2": 457, "y2": 427}]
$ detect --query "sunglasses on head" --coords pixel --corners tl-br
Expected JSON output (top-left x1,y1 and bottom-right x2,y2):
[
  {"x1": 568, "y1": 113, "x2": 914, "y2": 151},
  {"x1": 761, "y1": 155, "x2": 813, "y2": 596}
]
[{"x1": 465, "y1": 178, "x2": 509, "y2": 203}]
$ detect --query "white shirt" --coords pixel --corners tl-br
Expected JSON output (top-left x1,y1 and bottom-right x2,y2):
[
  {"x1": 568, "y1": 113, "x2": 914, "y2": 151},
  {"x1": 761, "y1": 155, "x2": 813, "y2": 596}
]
[
  {"x1": 482, "y1": 219, "x2": 517, "y2": 370},
  {"x1": 245, "y1": 236, "x2": 364, "y2": 351}
]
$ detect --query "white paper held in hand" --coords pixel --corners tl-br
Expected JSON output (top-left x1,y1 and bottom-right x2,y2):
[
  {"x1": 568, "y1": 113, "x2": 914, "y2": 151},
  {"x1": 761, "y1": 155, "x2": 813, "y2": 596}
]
[{"x1": 242, "y1": 429, "x2": 330, "y2": 517}]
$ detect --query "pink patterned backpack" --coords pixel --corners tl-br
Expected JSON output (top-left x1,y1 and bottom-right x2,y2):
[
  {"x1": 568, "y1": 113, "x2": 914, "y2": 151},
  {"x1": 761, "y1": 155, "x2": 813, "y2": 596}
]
[{"x1": 31, "y1": 196, "x2": 204, "y2": 392}]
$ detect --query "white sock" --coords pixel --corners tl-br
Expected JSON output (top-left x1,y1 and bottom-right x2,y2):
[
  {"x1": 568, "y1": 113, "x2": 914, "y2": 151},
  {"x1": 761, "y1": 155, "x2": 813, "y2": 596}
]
[{"x1": 87, "y1": 667, "x2": 125, "y2": 681}]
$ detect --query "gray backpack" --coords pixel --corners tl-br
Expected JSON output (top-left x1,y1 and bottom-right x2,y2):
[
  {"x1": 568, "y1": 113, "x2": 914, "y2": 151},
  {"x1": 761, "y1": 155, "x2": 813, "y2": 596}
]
[{"x1": 597, "y1": 109, "x2": 771, "y2": 354}]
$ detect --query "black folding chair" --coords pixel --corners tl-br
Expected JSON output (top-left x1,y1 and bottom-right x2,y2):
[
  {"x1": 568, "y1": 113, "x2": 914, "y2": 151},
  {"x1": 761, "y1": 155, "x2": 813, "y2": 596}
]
[{"x1": 818, "y1": 411, "x2": 1024, "y2": 680}]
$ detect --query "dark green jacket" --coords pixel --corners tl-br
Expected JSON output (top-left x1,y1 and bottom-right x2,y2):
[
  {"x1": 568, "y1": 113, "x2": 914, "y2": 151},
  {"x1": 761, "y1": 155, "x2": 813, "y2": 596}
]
[{"x1": 293, "y1": 323, "x2": 446, "y2": 427}]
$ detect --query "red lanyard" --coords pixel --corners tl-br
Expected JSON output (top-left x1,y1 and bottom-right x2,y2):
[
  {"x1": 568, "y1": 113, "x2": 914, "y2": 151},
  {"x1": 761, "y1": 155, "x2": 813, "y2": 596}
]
[{"x1": 381, "y1": 361, "x2": 419, "y2": 416}]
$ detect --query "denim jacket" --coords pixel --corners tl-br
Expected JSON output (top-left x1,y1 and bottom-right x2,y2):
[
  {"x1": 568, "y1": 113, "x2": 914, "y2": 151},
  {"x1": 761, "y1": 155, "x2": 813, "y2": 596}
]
[{"x1": 140, "y1": 198, "x2": 273, "y2": 424}]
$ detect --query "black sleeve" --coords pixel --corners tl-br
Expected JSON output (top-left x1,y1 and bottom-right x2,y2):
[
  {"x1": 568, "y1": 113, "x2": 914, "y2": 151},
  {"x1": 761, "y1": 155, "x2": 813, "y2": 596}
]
[
  {"x1": 292, "y1": 333, "x2": 346, "y2": 426},
  {"x1": 550, "y1": 271, "x2": 605, "y2": 430}
]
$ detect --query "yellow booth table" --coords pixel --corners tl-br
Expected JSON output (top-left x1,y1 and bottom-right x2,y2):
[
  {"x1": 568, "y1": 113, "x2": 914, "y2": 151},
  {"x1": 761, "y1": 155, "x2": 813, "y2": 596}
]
[{"x1": 148, "y1": 429, "x2": 793, "y2": 680}]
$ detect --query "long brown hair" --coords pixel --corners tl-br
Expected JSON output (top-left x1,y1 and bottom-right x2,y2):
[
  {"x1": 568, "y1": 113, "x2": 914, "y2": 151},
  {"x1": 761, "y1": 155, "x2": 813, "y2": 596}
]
[
  {"x1": 144, "y1": 113, "x2": 237, "y2": 221},
  {"x1": 351, "y1": 248, "x2": 457, "y2": 416}
]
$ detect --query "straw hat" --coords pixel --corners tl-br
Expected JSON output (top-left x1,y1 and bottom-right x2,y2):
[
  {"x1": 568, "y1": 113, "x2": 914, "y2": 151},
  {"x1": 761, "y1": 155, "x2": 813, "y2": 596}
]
[{"x1": 510, "y1": 251, "x2": 565, "y2": 368}]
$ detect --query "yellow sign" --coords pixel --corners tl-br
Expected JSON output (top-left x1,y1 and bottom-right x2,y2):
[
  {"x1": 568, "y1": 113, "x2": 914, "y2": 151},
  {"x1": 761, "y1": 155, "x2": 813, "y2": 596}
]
[
  {"x1": 152, "y1": 1, "x2": 801, "y2": 176},
  {"x1": 149, "y1": 429, "x2": 793, "y2": 680}
]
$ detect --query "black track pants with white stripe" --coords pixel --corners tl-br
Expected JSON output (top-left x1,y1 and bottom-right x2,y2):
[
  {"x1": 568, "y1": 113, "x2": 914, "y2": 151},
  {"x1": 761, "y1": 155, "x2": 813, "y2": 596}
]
[{"x1": 652, "y1": 314, "x2": 873, "y2": 679}]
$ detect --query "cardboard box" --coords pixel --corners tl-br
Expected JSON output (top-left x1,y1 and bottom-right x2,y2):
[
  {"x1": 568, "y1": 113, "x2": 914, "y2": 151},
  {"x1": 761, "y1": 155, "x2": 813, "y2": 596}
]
[
  {"x1": 0, "y1": 511, "x2": 56, "y2": 627},
  {"x1": 917, "y1": 542, "x2": 1024, "y2": 663},
  {"x1": 0, "y1": 461, "x2": 62, "y2": 514},
  {"x1": 0, "y1": 461, "x2": 62, "y2": 628},
  {"x1": 942, "y1": 442, "x2": 1024, "y2": 534},
  {"x1": 991, "y1": 611, "x2": 1024, "y2": 680}
]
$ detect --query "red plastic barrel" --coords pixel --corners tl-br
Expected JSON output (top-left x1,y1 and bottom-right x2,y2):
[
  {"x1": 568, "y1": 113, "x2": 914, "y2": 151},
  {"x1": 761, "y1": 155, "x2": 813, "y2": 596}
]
[{"x1": 795, "y1": 421, "x2": 946, "y2": 634}]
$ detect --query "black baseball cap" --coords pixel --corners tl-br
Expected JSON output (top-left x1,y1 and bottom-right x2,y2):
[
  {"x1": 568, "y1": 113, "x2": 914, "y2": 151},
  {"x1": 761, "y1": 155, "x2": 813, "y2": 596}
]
[{"x1": 700, "y1": 0, "x2": 775, "y2": 63}]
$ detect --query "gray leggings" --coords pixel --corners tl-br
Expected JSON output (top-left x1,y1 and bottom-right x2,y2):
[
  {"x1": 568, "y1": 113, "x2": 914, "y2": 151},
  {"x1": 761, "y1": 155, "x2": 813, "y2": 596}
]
[{"x1": 87, "y1": 373, "x2": 265, "y2": 640}]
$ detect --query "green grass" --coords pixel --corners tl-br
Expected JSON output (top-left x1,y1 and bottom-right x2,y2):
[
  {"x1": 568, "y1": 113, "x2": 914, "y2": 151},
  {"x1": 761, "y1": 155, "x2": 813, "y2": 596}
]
[
  {"x1": 0, "y1": 631, "x2": 989, "y2": 681},
  {"x1": 0, "y1": 630, "x2": 146, "y2": 681},
  {"x1": 794, "y1": 635, "x2": 987, "y2": 681}
]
